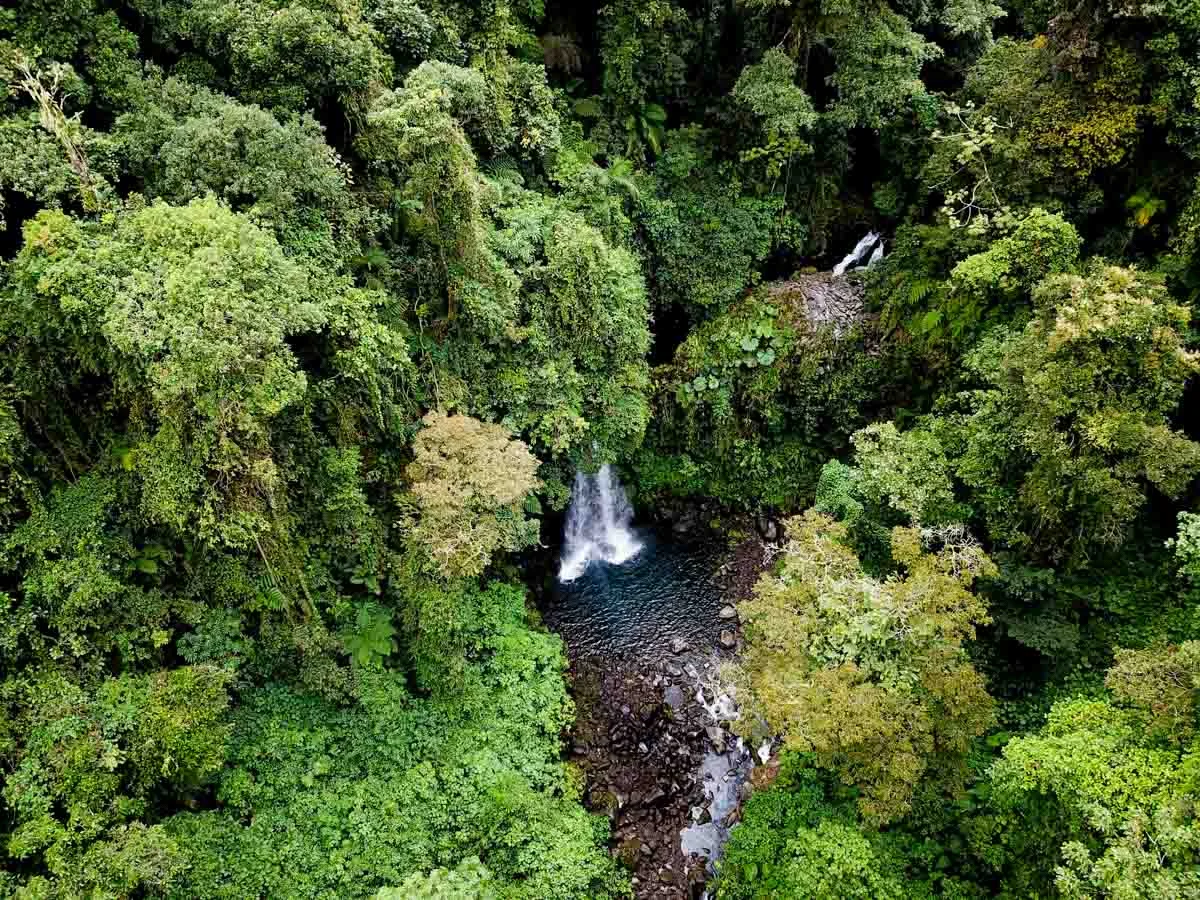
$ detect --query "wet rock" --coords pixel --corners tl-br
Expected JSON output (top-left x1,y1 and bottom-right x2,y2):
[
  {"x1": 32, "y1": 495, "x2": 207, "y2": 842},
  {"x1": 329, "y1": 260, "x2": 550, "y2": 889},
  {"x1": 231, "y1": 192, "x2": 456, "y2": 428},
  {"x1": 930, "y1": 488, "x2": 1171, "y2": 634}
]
[
  {"x1": 755, "y1": 513, "x2": 777, "y2": 542},
  {"x1": 719, "y1": 630, "x2": 737, "y2": 649},
  {"x1": 765, "y1": 273, "x2": 867, "y2": 339},
  {"x1": 705, "y1": 725, "x2": 726, "y2": 754},
  {"x1": 718, "y1": 605, "x2": 737, "y2": 620},
  {"x1": 561, "y1": 581, "x2": 769, "y2": 900}
]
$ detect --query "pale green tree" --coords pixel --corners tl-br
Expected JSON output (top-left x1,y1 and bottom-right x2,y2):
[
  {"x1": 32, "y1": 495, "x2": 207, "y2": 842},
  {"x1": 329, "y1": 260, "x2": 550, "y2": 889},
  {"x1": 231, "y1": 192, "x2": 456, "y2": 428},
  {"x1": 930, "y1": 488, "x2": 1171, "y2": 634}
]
[
  {"x1": 402, "y1": 412, "x2": 541, "y2": 580},
  {"x1": 735, "y1": 509, "x2": 995, "y2": 823}
]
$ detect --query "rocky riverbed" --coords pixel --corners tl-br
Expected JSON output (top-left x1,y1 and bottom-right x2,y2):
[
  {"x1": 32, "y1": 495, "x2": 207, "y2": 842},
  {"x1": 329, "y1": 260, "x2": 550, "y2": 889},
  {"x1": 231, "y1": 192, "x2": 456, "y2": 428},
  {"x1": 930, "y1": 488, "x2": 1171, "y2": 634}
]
[{"x1": 559, "y1": 530, "x2": 774, "y2": 899}]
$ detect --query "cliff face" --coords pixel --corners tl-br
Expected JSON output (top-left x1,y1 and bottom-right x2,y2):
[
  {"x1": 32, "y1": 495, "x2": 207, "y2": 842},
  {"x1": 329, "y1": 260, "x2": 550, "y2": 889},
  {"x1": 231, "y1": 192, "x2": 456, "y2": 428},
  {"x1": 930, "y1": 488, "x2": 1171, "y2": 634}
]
[{"x1": 764, "y1": 273, "x2": 868, "y2": 339}]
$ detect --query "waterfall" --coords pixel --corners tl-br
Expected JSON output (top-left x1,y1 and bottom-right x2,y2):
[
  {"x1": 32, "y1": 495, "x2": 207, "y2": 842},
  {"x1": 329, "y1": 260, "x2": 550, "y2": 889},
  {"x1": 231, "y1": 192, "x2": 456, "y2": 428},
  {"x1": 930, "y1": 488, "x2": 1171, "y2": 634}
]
[
  {"x1": 832, "y1": 230, "x2": 882, "y2": 276},
  {"x1": 866, "y1": 239, "x2": 885, "y2": 269},
  {"x1": 558, "y1": 464, "x2": 642, "y2": 582}
]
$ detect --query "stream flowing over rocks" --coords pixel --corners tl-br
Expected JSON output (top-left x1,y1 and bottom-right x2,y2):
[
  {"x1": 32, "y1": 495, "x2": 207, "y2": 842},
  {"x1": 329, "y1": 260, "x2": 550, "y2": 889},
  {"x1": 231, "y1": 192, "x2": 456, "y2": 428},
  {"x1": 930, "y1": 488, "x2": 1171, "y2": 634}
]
[{"x1": 546, "y1": 488, "x2": 777, "y2": 899}]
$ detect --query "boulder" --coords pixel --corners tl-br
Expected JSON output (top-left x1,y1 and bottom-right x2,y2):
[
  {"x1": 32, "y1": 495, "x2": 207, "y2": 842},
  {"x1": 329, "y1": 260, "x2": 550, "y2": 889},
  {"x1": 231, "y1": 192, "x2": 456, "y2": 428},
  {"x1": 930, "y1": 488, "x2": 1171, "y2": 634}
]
[
  {"x1": 719, "y1": 630, "x2": 737, "y2": 649},
  {"x1": 755, "y1": 513, "x2": 780, "y2": 543},
  {"x1": 718, "y1": 604, "x2": 738, "y2": 620},
  {"x1": 705, "y1": 724, "x2": 727, "y2": 754}
]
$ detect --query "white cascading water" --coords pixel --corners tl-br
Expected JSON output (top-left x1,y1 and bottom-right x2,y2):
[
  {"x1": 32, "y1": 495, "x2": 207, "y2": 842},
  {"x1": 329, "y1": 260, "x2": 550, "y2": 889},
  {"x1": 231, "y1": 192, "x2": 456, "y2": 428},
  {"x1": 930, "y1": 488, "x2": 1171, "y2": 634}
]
[
  {"x1": 832, "y1": 230, "x2": 882, "y2": 276},
  {"x1": 558, "y1": 464, "x2": 642, "y2": 582},
  {"x1": 866, "y1": 239, "x2": 885, "y2": 268}
]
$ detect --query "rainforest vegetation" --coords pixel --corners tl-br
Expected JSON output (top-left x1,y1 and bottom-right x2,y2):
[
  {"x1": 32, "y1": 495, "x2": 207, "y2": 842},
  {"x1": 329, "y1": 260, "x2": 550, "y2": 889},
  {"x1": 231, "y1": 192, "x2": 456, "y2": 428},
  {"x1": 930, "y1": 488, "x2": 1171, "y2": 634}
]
[{"x1": 1, "y1": 0, "x2": 1199, "y2": 896}]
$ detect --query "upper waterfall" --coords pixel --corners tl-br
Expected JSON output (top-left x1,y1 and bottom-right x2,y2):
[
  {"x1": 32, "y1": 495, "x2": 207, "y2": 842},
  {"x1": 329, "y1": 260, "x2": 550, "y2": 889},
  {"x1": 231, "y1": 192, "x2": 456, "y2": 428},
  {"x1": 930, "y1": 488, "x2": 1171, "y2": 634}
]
[
  {"x1": 832, "y1": 230, "x2": 883, "y2": 276},
  {"x1": 558, "y1": 464, "x2": 642, "y2": 582}
]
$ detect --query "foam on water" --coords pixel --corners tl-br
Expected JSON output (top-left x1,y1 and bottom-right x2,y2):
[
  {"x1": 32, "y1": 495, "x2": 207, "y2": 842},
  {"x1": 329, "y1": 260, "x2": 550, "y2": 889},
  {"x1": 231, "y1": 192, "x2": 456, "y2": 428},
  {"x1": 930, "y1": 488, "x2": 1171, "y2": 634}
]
[
  {"x1": 558, "y1": 465, "x2": 642, "y2": 582},
  {"x1": 832, "y1": 230, "x2": 882, "y2": 276},
  {"x1": 547, "y1": 533, "x2": 725, "y2": 659}
]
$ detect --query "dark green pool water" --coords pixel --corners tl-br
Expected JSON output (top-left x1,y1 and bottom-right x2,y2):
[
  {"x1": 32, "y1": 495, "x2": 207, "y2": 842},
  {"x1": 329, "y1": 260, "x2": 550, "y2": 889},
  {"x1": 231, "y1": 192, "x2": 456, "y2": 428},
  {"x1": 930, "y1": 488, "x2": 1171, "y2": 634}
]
[{"x1": 545, "y1": 530, "x2": 726, "y2": 659}]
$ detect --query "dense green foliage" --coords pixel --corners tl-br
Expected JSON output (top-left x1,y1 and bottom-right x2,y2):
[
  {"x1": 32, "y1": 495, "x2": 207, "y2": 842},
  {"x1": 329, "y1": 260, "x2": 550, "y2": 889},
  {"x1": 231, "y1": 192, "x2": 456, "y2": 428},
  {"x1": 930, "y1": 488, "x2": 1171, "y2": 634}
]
[
  {"x1": 3, "y1": 0, "x2": 1200, "y2": 896},
  {"x1": 735, "y1": 510, "x2": 995, "y2": 824}
]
